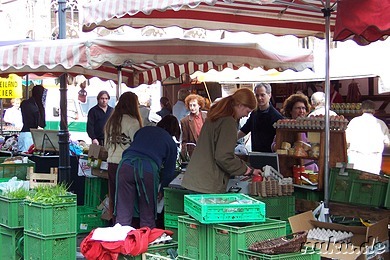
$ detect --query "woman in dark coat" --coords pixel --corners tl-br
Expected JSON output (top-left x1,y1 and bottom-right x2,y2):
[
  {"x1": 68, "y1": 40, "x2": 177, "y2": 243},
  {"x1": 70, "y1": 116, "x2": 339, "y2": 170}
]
[{"x1": 114, "y1": 115, "x2": 180, "y2": 228}]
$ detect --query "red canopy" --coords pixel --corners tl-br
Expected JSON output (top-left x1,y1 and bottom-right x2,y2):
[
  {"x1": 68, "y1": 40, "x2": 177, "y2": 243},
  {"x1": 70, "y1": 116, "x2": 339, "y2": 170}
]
[{"x1": 333, "y1": 0, "x2": 390, "y2": 45}]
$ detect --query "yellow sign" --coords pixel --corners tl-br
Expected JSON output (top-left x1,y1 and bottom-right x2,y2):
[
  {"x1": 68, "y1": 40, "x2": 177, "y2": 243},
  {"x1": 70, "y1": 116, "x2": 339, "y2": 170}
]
[{"x1": 0, "y1": 74, "x2": 23, "y2": 98}]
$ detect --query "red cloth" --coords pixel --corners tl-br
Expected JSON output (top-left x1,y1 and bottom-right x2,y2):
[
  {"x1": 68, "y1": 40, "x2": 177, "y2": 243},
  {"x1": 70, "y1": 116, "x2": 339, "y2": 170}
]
[{"x1": 80, "y1": 227, "x2": 173, "y2": 260}]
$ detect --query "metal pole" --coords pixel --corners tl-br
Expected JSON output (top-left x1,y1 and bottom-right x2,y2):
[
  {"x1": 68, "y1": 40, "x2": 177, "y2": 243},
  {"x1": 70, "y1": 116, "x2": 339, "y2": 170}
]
[
  {"x1": 58, "y1": 0, "x2": 70, "y2": 185},
  {"x1": 322, "y1": 0, "x2": 332, "y2": 222},
  {"x1": 0, "y1": 99, "x2": 3, "y2": 135},
  {"x1": 117, "y1": 67, "x2": 122, "y2": 100},
  {"x1": 25, "y1": 75, "x2": 30, "y2": 99}
]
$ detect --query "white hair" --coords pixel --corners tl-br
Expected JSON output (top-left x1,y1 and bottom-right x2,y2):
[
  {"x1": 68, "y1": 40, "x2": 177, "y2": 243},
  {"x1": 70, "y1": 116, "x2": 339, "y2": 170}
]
[{"x1": 311, "y1": 92, "x2": 325, "y2": 107}]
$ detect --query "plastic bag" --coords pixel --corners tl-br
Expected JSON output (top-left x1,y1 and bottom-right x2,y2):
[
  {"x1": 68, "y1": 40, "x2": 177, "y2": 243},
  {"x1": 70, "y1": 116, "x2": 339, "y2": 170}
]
[
  {"x1": 312, "y1": 202, "x2": 332, "y2": 223},
  {"x1": 0, "y1": 177, "x2": 29, "y2": 193}
]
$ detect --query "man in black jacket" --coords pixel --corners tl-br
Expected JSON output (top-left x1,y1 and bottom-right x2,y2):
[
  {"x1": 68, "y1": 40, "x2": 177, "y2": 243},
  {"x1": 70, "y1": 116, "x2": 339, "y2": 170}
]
[
  {"x1": 237, "y1": 83, "x2": 284, "y2": 152},
  {"x1": 87, "y1": 90, "x2": 113, "y2": 145}
]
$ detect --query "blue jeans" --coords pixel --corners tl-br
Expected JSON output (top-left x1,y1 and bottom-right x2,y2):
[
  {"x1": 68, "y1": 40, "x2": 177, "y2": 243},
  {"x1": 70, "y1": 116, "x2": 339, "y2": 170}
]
[{"x1": 18, "y1": 132, "x2": 33, "y2": 152}]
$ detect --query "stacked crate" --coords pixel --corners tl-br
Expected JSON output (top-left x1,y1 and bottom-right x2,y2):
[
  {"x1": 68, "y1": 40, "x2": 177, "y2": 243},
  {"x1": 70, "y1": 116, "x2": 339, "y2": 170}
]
[
  {"x1": 0, "y1": 157, "x2": 35, "y2": 180},
  {"x1": 178, "y1": 193, "x2": 287, "y2": 260},
  {"x1": 84, "y1": 177, "x2": 108, "y2": 208},
  {"x1": 251, "y1": 196, "x2": 296, "y2": 221},
  {"x1": 23, "y1": 192, "x2": 77, "y2": 259},
  {"x1": 238, "y1": 247, "x2": 320, "y2": 260},
  {"x1": 177, "y1": 215, "x2": 209, "y2": 259},
  {"x1": 77, "y1": 176, "x2": 109, "y2": 234},
  {"x1": 163, "y1": 188, "x2": 191, "y2": 240},
  {"x1": 329, "y1": 167, "x2": 388, "y2": 207},
  {"x1": 0, "y1": 158, "x2": 35, "y2": 260},
  {"x1": 208, "y1": 219, "x2": 288, "y2": 259},
  {"x1": 0, "y1": 195, "x2": 24, "y2": 260}
]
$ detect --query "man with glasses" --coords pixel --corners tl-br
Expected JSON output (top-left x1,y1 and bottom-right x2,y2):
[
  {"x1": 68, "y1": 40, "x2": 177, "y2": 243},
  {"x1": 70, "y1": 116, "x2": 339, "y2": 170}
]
[{"x1": 87, "y1": 90, "x2": 113, "y2": 145}]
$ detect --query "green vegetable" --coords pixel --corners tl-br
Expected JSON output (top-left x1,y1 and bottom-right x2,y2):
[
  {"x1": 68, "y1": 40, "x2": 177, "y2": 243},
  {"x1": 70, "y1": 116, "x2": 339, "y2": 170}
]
[
  {"x1": 25, "y1": 183, "x2": 75, "y2": 205},
  {"x1": 1, "y1": 188, "x2": 29, "y2": 199}
]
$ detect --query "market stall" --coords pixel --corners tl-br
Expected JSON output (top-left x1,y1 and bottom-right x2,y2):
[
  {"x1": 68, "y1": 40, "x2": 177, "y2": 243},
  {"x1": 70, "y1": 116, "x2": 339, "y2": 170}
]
[
  {"x1": 81, "y1": 0, "x2": 390, "y2": 211},
  {"x1": 77, "y1": 1, "x2": 390, "y2": 259}
]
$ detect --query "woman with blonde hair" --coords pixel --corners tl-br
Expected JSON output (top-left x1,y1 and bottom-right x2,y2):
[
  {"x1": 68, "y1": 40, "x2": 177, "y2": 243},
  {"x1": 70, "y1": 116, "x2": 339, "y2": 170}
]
[
  {"x1": 182, "y1": 88, "x2": 262, "y2": 194},
  {"x1": 104, "y1": 91, "x2": 143, "y2": 222}
]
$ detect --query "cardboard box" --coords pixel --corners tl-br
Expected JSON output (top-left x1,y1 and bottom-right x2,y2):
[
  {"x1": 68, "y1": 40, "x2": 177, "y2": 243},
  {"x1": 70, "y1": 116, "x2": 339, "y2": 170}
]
[
  {"x1": 78, "y1": 155, "x2": 93, "y2": 177},
  {"x1": 88, "y1": 144, "x2": 108, "y2": 160},
  {"x1": 289, "y1": 211, "x2": 389, "y2": 260},
  {"x1": 92, "y1": 169, "x2": 108, "y2": 179},
  {"x1": 78, "y1": 155, "x2": 108, "y2": 178}
]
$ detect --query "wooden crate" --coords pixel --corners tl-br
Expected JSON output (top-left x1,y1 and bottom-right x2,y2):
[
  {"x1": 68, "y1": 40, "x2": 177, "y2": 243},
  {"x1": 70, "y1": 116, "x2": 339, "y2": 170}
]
[{"x1": 28, "y1": 167, "x2": 58, "y2": 189}]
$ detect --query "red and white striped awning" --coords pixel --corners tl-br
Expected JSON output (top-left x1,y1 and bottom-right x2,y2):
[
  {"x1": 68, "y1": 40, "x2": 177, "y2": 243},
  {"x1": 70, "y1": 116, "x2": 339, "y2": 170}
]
[
  {"x1": 89, "y1": 36, "x2": 313, "y2": 84},
  {"x1": 0, "y1": 39, "x2": 108, "y2": 81},
  {"x1": 82, "y1": 0, "x2": 338, "y2": 38},
  {"x1": 0, "y1": 36, "x2": 313, "y2": 85}
]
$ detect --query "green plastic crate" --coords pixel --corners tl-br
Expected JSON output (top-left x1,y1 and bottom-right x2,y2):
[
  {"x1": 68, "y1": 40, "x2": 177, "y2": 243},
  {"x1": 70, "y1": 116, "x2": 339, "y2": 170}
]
[
  {"x1": 77, "y1": 205, "x2": 108, "y2": 234},
  {"x1": 293, "y1": 188, "x2": 323, "y2": 202},
  {"x1": 164, "y1": 212, "x2": 182, "y2": 229},
  {"x1": 0, "y1": 226, "x2": 23, "y2": 260},
  {"x1": 84, "y1": 177, "x2": 108, "y2": 208},
  {"x1": 238, "y1": 248, "x2": 321, "y2": 260},
  {"x1": 329, "y1": 167, "x2": 368, "y2": 202},
  {"x1": 208, "y1": 218, "x2": 286, "y2": 260},
  {"x1": 164, "y1": 188, "x2": 191, "y2": 214},
  {"x1": 0, "y1": 195, "x2": 24, "y2": 228},
  {"x1": 252, "y1": 196, "x2": 295, "y2": 220},
  {"x1": 286, "y1": 222, "x2": 292, "y2": 235},
  {"x1": 329, "y1": 168, "x2": 387, "y2": 207},
  {"x1": 0, "y1": 157, "x2": 35, "y2": 180},
  {"x1": 118, "y1": 242, "x2": 178, "y2": 260},
  {"x1": 24, "y1": 200, "x2": 77, "y2": 236},
  {"x1": 178, "y1": 215, "x2": 208, "y2": 260},
  {"x1": 23, "y1": 231, "x2": 76, "y2": 260},
  {"x1": 184, "y1": 194, "x2": 266, "y2": 224},
  {"x1": 0, "y1": 177, "x2": 12, "y2": 183},
  {"x1": 349, "y1": 179, "x2": 387, "y2": 206}
]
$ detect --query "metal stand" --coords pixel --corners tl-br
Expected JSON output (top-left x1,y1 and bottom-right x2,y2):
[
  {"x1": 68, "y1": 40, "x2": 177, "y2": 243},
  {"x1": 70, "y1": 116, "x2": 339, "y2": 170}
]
[{"x1": 40, "y1": 133, "x2": 57, "y2": 154}]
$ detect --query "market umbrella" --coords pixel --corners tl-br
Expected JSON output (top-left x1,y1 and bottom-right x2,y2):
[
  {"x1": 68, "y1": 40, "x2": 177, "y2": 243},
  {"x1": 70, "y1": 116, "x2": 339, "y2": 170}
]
[
  {"x1": 333, "y1": 0, "x2": 390, "y2": 46},
  {"x1": 81, "y1": 0, "x2": 338, "y2": 38},
  {"x1": 88, "y1": 35, "x2": 314, "y2": 86},
  {"x1": 0, "y1": 35, "x2": 313, "y2": 86},
  {"x1": 0, "y1": 39, "x2": 130, "y2": 84}
]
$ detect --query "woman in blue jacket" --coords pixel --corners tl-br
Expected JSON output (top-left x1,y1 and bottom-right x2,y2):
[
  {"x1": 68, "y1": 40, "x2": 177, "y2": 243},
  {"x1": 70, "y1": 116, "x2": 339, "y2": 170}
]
[{"x1": 114, "y1": 115, "x2": 180, "y2": 228}]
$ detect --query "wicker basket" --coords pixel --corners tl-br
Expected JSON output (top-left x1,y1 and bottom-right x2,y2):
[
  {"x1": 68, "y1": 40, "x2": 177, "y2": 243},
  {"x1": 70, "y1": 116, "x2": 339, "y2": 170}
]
[{"x1": 248, "y1": 231, "x2": 308, "y2": 255}]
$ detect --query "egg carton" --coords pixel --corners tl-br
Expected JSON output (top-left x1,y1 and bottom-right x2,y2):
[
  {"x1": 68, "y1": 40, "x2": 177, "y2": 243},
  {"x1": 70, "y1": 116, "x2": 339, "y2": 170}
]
[
  {"x1": 307, "y1": 227, "x2": 353, "y2": 243},
  {"x1": 262, "y1": 165, "x2": 284, "y2": 181},
  {"x1": 249, "y1": 179, "x2": 294, "y2": 197}
]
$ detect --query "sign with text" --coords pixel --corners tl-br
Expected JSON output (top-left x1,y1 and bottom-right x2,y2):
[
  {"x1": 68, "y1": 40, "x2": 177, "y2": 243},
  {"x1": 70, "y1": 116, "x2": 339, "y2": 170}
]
[{"x1": 0, "y1": 74, "x2": 23, "y2": 98}]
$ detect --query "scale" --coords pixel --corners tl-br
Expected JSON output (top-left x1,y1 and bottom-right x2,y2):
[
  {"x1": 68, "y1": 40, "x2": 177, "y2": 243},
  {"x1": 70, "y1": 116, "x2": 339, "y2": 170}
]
[{"x1": 30, "y1": 129, "x2": 59, "y2": 154}]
